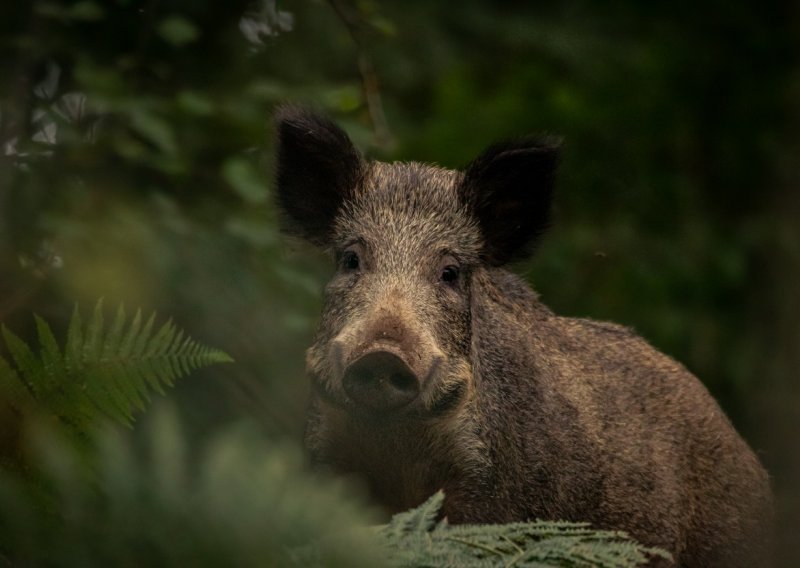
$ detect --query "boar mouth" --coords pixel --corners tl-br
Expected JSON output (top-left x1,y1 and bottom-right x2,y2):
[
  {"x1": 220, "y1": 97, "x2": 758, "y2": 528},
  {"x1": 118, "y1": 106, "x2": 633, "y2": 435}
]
[{"x1": 342, "y1": 350, "x2": 421, "y2": 412}]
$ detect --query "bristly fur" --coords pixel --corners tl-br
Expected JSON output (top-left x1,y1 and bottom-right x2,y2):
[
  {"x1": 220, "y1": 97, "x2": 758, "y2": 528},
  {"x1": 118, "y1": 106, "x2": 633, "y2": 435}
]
[{"x1": 274, "y1": 107, "x2": 773, "y2": 568}]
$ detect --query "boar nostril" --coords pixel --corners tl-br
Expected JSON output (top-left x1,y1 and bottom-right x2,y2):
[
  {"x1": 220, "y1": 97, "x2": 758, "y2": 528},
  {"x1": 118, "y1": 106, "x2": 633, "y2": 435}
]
[
  {"x1": 342, "y1": 350, "x2": 420, "y2": 412},
  {"x1": 390, "y1": 371, "x2": 415, "y2": 392}
]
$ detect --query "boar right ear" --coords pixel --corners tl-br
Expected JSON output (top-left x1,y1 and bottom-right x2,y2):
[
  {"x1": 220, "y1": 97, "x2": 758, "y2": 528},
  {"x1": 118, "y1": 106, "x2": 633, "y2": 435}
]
[
  {"x1": 460, "y1": 137, "x2": 560, "y2": 265},
  {"x1": 274, "y1": 105, "x2": 363, "y2": 246}
]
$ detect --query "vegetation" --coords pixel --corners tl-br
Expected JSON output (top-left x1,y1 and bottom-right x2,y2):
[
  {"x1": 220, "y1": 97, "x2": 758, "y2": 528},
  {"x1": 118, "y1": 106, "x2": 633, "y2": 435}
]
[
  {"x1": 0, "y1": 307, "x2": 665, "y2": 566},
  {"x1": 0, "y1": 405, "x2": 379, "y2": 567},
  {"x1": 0, "y1": 300, "x2": 231, "y2": 432},
  {"x1": 0, "y1": 0, "x2": 797, "y2": 564},
  {"x1": 379, "y1": 492, "x2": 669, "y2": 567}
]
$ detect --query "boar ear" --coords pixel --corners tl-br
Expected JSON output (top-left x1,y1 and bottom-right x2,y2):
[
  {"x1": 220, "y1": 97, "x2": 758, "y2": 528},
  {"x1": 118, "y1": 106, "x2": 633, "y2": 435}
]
[
  {"x1": 461, "y1": 137, "x2": 560, "y2": 265},
  {"x1": 274, "y1": 105, "x2": 363, "y2": 245}
]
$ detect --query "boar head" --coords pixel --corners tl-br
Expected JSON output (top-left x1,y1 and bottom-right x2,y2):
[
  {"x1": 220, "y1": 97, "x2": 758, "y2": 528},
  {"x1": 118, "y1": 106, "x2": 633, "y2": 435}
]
[{"x1": 275, "y1": 106, "x2": 559, "y2": 420}]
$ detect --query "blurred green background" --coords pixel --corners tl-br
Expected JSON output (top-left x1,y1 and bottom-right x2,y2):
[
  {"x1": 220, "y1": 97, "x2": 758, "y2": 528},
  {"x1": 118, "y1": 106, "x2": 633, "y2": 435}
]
[{"x1": 1, "y1": 0, "x2": 797, "y2": 564}]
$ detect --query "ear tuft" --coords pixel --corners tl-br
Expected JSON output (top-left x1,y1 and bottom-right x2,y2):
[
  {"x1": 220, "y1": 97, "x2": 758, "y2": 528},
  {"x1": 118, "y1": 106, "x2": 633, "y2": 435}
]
[
  {"x1": 274, "y1": 105, "x2": 363, "y2": 246},
  {"x1": 460, "y1": 137, "x2": 561, "y2": 265}
]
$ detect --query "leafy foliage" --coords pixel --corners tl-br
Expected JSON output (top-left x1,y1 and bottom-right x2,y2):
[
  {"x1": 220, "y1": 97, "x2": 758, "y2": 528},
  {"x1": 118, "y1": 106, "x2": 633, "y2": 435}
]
[
  {"x1": 380, "y1": 492, "x2": 669, "y2": 567},
  {"x1": 0, "y1": 300, "x2": 232, "y2": 432},
  {"x1": 0, "y1": 0, "x2": 797, "y2": 563},
  {"x1": 0, "y1": 409, "x2": 666, "y2": 568},
  {"x1": 0, "y1": 407, "x2": 381, "y2": 568},
  {"x1": 0, "y1": 301, "x2": 669, "y2": 567},
  {"x1": 0, "y1": 303, "x2": 379, "y2": 567}
]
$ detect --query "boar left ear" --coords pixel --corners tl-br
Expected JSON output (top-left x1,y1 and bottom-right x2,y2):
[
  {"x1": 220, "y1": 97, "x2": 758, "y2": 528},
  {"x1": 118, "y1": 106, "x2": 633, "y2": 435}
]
[
  {"x1": 274, "y1": 105, "x2": 363, "y2": 246},
  {"x1": 460, "y1": 137, "x2": 560, "y2": 265}
]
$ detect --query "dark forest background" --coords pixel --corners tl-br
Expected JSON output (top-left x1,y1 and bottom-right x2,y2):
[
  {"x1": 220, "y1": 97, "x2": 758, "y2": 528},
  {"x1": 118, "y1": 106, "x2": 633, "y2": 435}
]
[{"x1": 1, "y1": 0, "x2": 798, "y2": 564}]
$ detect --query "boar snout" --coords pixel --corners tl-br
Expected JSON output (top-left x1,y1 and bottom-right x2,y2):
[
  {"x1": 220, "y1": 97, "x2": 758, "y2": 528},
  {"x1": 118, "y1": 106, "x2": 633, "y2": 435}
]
[
  {"x1": 342, "y1": 350, "x2": 420, "y2": 411},
  {"x1": 332, "y1": 311, "x2": 445, "y2": 413}
]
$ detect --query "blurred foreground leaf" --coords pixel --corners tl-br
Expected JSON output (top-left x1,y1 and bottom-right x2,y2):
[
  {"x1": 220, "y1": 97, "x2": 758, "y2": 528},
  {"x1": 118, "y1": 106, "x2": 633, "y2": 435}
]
[
  {"x1": 0, "y1": 407, "x2": 381, "y2": 567},
  {"x1": 158, "y1": 16, "x2": 201, "y2": 47},
  {"x1": 0, "y1": 409, "x2": 667, "y2": 568}
]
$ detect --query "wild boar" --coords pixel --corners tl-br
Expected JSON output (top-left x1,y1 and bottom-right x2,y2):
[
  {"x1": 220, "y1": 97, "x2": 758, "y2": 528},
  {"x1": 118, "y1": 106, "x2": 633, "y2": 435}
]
[{"x1": 273, "y1": 106, "x2": 772, "y2": 567}]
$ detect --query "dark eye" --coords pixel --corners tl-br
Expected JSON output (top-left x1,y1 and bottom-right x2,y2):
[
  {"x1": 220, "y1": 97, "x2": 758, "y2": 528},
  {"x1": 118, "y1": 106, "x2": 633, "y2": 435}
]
[
  {"x1": 441, "y1": 265, "x2": 459, "y2": 284},
  {"x1": 342, "y1": 250, "x2": 360, "y2": 271}
]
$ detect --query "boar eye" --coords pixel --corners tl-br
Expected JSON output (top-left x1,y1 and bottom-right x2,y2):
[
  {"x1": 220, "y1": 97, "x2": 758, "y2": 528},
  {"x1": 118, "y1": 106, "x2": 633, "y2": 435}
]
[
  {"x1": 441, "y1": 265, "x2": 460, "y2": 284},
  {"x1": 342, "y1": 250, "x2": 360, "y2": 271}
]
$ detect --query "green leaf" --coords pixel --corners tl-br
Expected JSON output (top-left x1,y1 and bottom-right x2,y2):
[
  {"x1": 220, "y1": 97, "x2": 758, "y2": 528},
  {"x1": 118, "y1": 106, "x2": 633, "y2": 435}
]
[
  {"x1": 0, "y1": 301, "x2": 232, "y2": 435},
  {"x1": 69, "y1": 1, "x2": 104, "y2": 20},
  {"x1": 65, "y1": 304, "x2": 84, "y2": 371},
  {"x1": 130, "y1": 109, "x2": 177, "y2": 154},
  {"x1": 225, "y1": 216, "x2": 278, "y2": 248},
  {"x1": 157, "y1": 16, "x2": 200, "y2": 46},
  {"x1": 2, "y1": 326, "x2": 41, "y2": 394},
  {"x1": 378, "y1": 491, "x2": 670, "y2": 567},
  {"x1": 34, "y1": 315, "x2": 62, "y2": 369},
  {"x1": 176, "y1": 91, "x2": 215, "y2": 116},
  {"x1": 0, "y1": 355, "x2": 35, "y2": 408},
  {"x1": 221, "y1": 158, "x2": 269, "y2": 204},
  {"x1": 84, "y1": 299, "x2": 105, "y2": 362},
  {"x1": 102, "y1": 304, "x2": 127, "y2": 360},
  {"x1": 35, "y1": 1, "x2": 104, "y2": 21},
  {"x1": 388, "y1": 490, "x2": 444, "y2": 537}
]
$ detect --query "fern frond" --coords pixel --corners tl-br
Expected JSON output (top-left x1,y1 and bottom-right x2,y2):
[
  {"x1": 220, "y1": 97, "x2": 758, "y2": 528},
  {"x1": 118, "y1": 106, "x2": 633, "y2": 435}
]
[
  {"x1": 383, "y1": 489, "x2": 444, "y2": 542},
  {"x1": 0, "y1": 355, "x2": 35, "y2": 409},
  {"x1": 2, "y1": 326, "x2": 42, "y2": 393},
  {"x1": 0, "y1": 300, "x2": 232, "y2": 433},
  {"x1": 378, "y1": 492, "x2": 671, "y2": 567}
]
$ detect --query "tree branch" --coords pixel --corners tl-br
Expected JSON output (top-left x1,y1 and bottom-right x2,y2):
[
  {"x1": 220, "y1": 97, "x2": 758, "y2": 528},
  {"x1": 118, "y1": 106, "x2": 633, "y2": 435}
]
[{"x1": 327, "y1": 0, "x2": 393, "y2": 150}]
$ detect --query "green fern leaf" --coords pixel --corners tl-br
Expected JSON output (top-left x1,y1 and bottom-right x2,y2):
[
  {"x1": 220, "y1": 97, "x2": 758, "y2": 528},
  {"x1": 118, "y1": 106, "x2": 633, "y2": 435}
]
[
  {"x1": 101, "y1": 305, "x2": 147, "y2": 414},
  {"x1": 65, "y1": 304, "x2": 84, "y2": 371},
  {"x1": 387, "y1": 489, "x2": 444, "y2": 539},
  {"x1": 2, "y1": 326, "x2": 41, "y2": 393},
  {"x1": 35, "y1": 315, "x2": 62, "y2": 371},
  {"x1": 118, "y1": 308, "x2": 151, "y2": 406},
  {"x1": 0, "y1": 355, "x2": 35, "y2": 408},
  {"x1": 102, "y1": 304, "x2": 127, "y2": 358},
  {"x1": 84, "y1": 299, "x2": 105, "y2": 362},
  {"x1": 119, "y1": 308, "x2": 142, "y2": 359},
  {"x1": 0, "y1": 300, "x2": 232, "y2": 434},
  {"x1": 378, "y1": 492, "x2": 671, "y2": 567},
  {"x1": 134, "y1": 312, "x2": 157, "y2": 358}
]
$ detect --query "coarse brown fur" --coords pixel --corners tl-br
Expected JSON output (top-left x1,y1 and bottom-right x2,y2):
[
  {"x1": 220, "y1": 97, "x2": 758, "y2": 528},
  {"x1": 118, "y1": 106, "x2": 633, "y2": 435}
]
[{"x1": 275, "y1": 106, "x2": 773, "y2": 567}]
